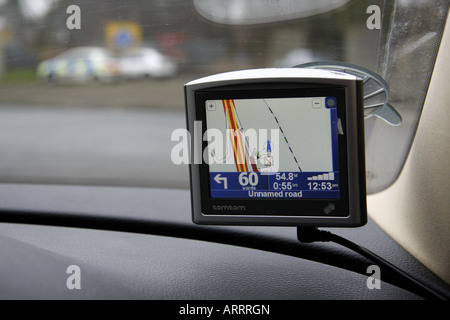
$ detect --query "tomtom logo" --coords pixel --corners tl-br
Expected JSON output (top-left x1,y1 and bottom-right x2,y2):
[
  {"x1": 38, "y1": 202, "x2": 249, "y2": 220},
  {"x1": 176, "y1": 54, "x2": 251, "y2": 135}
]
[{"x1": 213, "y1": 205, "x2": 246, "y2": 211}]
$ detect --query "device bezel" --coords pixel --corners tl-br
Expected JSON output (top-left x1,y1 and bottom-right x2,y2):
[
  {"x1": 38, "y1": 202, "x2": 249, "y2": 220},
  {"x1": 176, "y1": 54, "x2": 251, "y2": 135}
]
[{"x1": 185, "y1": 71, "x2": 366, "y2": 227}]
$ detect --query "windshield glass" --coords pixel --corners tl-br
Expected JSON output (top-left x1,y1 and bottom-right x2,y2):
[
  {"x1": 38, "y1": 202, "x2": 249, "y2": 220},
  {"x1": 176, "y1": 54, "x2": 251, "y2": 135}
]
[{"x1": 0, "y1": 0, "x2": 448, "y2": 193}]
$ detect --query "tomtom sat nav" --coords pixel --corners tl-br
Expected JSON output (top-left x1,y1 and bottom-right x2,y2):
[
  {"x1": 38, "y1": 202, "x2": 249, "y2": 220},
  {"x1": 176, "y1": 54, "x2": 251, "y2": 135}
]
[{"x1": 184, "y1": 68, "x2": 367, "y2": 227}]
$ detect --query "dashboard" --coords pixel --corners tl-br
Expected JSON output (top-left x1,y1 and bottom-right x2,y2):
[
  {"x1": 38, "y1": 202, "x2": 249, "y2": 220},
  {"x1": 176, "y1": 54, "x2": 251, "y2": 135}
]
[{"x1": 0, "y1": 184, "x2": 448, "y2": 300}]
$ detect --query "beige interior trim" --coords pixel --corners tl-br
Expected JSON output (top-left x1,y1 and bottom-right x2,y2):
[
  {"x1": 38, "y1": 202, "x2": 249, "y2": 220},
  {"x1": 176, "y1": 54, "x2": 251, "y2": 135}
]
[{"x1": 367, "y1": 14, "x2": 450, "y2": 284}]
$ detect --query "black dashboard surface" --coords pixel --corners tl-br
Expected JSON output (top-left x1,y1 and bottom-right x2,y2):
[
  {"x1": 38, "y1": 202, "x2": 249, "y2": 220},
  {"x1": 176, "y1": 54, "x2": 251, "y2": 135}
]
[{"x1": 0, "y1": 184, "x2": 448, "y2": 299}]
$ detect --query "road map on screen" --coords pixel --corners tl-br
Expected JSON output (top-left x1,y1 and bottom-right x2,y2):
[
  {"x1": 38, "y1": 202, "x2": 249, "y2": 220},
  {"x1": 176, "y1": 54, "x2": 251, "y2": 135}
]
[{"x1": 205, "y1": 96, "x2": 340, "y2": 199}]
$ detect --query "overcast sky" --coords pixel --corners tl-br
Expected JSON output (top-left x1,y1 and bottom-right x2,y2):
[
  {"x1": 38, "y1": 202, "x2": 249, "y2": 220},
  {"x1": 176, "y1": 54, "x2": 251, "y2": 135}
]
[
  {"x1": 0, "y1": 0, "x2": 58, "y2": 19},
  {"x1": 22, "y1": 0, "x2": 58, "y2": 18}
]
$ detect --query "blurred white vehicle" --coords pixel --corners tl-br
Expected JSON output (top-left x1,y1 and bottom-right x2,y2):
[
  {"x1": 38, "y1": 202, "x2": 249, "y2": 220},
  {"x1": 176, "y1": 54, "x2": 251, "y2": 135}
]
[
  {"x1": 274, "y1": 48, "x2": 320, "y2": 68},
  {"x1": 37, "y1": 47, "x2": 120, "y2": 83},
  {"x1": 117, "y1": 47, "x2": 177, "y2": 79}
]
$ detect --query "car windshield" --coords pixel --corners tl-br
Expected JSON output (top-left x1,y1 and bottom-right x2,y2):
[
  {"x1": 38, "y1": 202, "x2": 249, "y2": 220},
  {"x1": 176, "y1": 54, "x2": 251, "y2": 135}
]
[
  {"x1": 0, "y1": 0, "x2": 448, "y2": 194},
  {"x1": 56, "y1": 47, "x2": 109, "y2": 58}
]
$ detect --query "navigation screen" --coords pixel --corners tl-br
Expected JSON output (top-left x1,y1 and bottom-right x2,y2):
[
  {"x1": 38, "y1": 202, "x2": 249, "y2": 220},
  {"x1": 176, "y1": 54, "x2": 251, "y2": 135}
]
[{"x1": 205, "y1": 96, "x2": 340, "y2": 199}]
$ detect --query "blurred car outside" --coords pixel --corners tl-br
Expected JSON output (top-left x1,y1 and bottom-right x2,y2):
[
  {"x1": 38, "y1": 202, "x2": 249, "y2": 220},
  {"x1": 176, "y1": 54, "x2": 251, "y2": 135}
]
[
  {"x1": 274, "y1": 48, "x2": 323, "y2": 68},
  {"x1": 116, "y1": 47, "x2": 178, "y2": 80},
  {"x1": 36, "y1": 46, "x2": 120, "y2": 84}
]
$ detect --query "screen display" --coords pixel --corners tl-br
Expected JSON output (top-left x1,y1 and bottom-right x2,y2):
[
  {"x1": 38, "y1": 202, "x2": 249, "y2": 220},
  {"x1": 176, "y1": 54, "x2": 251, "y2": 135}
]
[{"x1": 205, "y1": 96, "x2": 340, "y2": 200}]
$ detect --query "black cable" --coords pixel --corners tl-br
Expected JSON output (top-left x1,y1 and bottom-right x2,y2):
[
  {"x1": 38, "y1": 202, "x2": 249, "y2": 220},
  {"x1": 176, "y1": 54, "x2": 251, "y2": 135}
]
[{"x1": 297, "y1": 227, "x2": 446, "y2": 300}]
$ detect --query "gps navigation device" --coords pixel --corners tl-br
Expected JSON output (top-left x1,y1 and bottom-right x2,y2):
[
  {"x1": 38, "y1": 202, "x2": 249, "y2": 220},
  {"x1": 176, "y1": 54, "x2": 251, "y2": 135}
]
[{"x1": 185, "y1": 68, "x2": 367, "y2": 227}]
